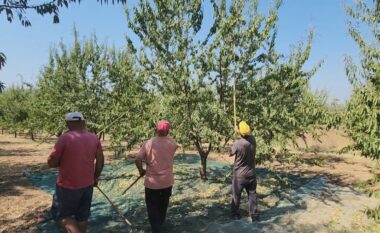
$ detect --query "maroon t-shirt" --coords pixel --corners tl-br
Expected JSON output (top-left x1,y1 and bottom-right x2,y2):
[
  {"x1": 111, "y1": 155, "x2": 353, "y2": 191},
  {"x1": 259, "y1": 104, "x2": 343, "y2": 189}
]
[{"x1": 51, "y1": 130, "x2": 102, "y2": 189}]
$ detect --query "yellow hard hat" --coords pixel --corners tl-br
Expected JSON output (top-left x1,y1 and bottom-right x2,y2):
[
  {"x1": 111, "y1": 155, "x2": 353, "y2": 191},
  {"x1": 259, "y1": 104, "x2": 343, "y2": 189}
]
[{"x1": 238, "y1": 121, "x2": 251, "y2": 136}]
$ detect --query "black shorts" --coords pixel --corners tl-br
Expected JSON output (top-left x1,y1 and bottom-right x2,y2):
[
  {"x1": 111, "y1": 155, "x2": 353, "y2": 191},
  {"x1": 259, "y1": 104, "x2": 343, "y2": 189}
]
[{"x1": 51, "y1": 184, "x2": 93, "y2": 222}]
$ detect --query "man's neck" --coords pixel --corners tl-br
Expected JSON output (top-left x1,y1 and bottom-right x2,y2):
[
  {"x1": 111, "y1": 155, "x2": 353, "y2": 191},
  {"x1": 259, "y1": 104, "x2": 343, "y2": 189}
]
[
  {"x1": 156, "y1": 131, "x2": 168, "y2": 137},
  {"x1": 69, "y1": 128, "x2": 85, "y2": 132}
]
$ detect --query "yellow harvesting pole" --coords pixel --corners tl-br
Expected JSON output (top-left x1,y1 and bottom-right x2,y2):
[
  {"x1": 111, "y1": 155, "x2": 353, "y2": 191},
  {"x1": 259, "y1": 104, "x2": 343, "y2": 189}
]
[
  {"x1": 233, "y1": 78, "x2": 237, "y2": 128},
  {"x1": 232, "y1": 32, "x2": 237, "y2": 130}
]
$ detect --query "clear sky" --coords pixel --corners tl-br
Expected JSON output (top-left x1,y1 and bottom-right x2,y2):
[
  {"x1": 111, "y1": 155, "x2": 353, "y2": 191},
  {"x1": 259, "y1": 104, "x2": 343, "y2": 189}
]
[{"x1": 0, "y1": 0, "x2": 365, "y2": 103}]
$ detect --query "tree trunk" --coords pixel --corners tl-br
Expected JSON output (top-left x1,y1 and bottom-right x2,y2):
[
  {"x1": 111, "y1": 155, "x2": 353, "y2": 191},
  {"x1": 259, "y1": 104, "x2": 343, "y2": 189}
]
[
  {"x1": 14, "y1": 131, "x2": 17, "y2": 138},
  {"x1": 31, "y1": 132, "x2": 35, "y2": 141},
  {"x1": 195, "y1": 140, "x2": 211, "y2": 180},
  {"x1": 199, "y1": 154, "x2": 208, "y2": 180},
  {"x1": 98, "y1": 132, "x2": 105, "y2": 141}
]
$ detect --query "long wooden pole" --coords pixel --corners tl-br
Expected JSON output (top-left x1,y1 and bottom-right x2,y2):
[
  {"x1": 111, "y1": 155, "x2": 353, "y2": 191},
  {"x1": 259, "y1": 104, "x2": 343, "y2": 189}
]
[
  {"x1": 233, "y1": 79, "x2": 237, "y2": 128},
  {"x1": 97, "y1": 112, "x2": 127, "y2": 136},
  {"x1": 96, "y1": 186, "x2": 132, "y2": 226},
  {"x1": 232, "y1": 32, "x2": 237, "y2": 129},
  {"x1": 122, "y1": 176, "x2": 142, "y2": 195}
]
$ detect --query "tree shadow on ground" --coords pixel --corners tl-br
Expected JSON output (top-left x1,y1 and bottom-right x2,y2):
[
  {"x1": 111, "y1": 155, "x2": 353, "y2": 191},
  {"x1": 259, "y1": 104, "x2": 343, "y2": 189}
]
[
  {"x1": 0, "y1": 205, "x2": 47, "y2": 233},
  {"x1": 163, "y1": 174, "x2": 343, "y2": 233},
  {"x1": 175, "y1": 153, "x2": 204, "y2": 164},
  {"x1": 0, "y1": 140, "x2": 25, "y2": 145},
  {"x1": 0, "y1": 139, "x2": 48, "y2": 196},
  {"x1": 126, "y1": 154, "x2": 354, "y2": 232},
  {"x1": 26, "y1": 153, "x2": 366, "y2": 233},
  {"x1": 0, "y1": 163, "x2": 47, "y2": 196},
  {"x1": 147, "y1": 154, "x2": 348, "y2": 232},
  {"x1": 0, "y1": 148, "x2": 39, "y2": 157},
  {"x1": 274, "y1": 152, "x2": 375, "y2": 186}
]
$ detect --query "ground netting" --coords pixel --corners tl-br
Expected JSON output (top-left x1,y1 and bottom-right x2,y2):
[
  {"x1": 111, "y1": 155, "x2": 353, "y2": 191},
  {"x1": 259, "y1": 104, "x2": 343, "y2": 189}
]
[{"x1": 26, "y1": 154, "x2": 377, "y2": 233}]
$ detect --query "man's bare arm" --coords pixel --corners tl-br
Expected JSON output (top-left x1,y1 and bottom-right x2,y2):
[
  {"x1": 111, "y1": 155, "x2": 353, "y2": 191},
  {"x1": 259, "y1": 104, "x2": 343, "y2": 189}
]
[
  {"x1": 135, "y1": 157, "x2": 146, "y2": 177},
  {"x1": 94, "y1": 150, "x2": 104, "y2": 185},
  {"x1": 47, "y1": 154, "x2": 60, "y2": 168}
]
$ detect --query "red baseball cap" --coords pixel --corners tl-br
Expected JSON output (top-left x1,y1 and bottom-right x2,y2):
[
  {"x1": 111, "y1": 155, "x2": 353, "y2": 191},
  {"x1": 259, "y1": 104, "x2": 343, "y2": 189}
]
[{"x1": 156, "y1": 120, "x2": 171, "y2": 132}]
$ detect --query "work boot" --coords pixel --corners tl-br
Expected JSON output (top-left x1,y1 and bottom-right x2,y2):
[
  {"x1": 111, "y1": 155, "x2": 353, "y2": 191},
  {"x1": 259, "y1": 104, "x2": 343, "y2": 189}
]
[
  {"x1": 251, "y1": 214, "x2": 260, "y2": 222},
  {"x1": 231, "y1": 213, "x2": 241, "y2": 220}
]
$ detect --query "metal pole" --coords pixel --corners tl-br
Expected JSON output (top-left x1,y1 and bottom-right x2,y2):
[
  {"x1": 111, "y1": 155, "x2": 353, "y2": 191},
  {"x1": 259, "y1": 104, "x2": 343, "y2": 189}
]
[{"x1": 96, "y1": 186, "x2": 132, "y2": 226}]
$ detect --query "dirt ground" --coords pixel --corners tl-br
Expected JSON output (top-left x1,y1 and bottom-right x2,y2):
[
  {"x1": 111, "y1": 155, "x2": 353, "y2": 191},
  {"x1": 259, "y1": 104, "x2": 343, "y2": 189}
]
[{"x1": 0, "y1": 130, "x2": 379, "y2": 233}]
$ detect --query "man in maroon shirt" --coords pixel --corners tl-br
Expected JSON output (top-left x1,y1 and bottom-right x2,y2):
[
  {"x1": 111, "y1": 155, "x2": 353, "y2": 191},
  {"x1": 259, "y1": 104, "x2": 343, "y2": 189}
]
[{"x1": 47, "y1": 112, "x2": 104, "y2": 233}]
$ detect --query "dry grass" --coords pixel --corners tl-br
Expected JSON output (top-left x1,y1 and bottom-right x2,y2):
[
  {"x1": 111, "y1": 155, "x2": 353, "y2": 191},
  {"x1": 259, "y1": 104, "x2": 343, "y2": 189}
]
[{"x1": 0, "y1": 134, "x2": 52, "y2": 233}]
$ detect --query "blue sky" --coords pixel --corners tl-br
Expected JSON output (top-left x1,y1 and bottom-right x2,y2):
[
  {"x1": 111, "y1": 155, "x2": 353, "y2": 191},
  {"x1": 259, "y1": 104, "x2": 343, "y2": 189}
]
[{"x1": 0, "y1": 0, "x2": 365, "y2": 103}]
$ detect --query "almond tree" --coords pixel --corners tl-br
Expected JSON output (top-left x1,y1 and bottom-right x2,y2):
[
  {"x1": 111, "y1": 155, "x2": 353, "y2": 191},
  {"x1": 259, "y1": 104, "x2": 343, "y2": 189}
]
[
  {"x1": 0, "y1": 81, "x2": 5, "y2": 93},
  {"x1": 105, "y1": 46, "x2": 154, "y2": 156},
  {"x1": 126, "y1": 0, "x2": 283, "y2": 179},
  {"x1": 34, "y1": 30, "x2": 152, "y2": 155},
  {"x1": 0, "y1": 85, "x2": 34, "y2": 138},
  {"x1": 238, "y1": 29, "x2": 333, "y2": 159},
  {"x1": 35, "y1": 31, "x2": 111, "y2": 136},
  {"x1": 345, "y1": 0, "x2": 380, "y2": 159}
]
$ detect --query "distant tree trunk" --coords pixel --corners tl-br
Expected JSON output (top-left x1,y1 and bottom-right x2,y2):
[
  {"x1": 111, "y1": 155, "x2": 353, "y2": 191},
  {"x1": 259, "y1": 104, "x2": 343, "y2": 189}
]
[
  {"x1": 31, "y1": 132, "x2": 35, "y2": 141},
  {"x1": 14, "y1": 131, "x2": 17, "y2": 138},
  {"x1": 102, "y1": 132, "x2": 105, "y2": 141},
  {"x1": 98, "y1": 132, "x2": 105, "y2": 141},
  {"x1": 195, "y1": 140, "x2": 211, "y2": 180}
]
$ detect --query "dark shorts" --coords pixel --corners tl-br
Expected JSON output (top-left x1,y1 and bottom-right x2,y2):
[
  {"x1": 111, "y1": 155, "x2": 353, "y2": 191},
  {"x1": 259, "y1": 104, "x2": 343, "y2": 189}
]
[{"x1": 51, "y1": 184, "x2": 94, "y2": 222}]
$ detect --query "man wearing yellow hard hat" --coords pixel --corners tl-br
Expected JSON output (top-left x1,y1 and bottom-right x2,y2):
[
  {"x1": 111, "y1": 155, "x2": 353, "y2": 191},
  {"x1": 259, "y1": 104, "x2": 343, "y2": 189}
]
[{"x1": 229, "y1": 121, "x2": 259, "y2": 222}]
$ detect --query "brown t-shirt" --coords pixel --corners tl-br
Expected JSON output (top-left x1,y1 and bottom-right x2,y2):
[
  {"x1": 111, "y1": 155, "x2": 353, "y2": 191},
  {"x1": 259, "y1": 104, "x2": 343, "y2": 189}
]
[{"x1": 230, "y1": 135, "x2": 256, "y2": 178}]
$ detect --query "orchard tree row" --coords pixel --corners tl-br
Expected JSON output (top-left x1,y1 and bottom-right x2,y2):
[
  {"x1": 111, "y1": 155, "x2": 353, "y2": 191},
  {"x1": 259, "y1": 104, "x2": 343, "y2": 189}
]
[
  {"x1": 1, "y1": 0, "x2": 376, "y2": 180},
  {"x1": 344, "y1": 0, "x2": 380, "y2": 160}
]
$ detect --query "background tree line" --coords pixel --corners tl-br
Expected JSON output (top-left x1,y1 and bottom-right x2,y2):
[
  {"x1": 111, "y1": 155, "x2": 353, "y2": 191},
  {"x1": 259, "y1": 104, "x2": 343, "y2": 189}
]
[{"x1": 0, "y1": 0, "x2": 378, "y2": 179}]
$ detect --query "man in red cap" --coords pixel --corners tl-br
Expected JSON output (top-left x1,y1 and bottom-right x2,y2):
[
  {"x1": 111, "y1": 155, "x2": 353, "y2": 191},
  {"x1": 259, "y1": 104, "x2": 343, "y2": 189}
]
[{"x1": 135, "y1": 120, "x2": 178, "y2": 233}]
